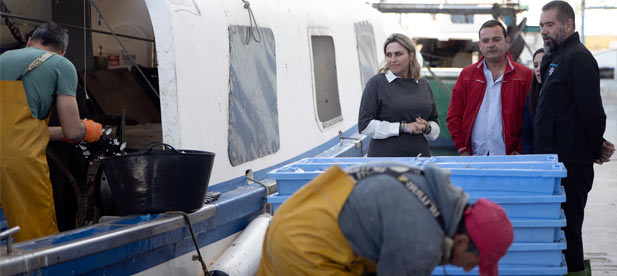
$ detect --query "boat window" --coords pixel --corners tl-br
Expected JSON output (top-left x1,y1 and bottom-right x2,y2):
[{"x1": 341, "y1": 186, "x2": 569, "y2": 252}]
[
  {"x1": 228, "y1": 25, "x2": 280, "y2": 166},
  {"x1": 451, "y1": 14, "x2": 474, "y2": 24},
  {"x1": 354, "y1": 21, "x2": 379, "y2": 90},
  {"x1": 310, "y1": 35, "x2": 342, "y2": 128}
]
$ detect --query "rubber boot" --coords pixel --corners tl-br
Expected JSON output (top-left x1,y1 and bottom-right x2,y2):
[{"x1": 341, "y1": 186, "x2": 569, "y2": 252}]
[
  {"x1": 584, "y1": 259, "x2": 592, "y2": 276},
  {"x1": 565, "y1": 271, "x2": 587, "y2": 276}
]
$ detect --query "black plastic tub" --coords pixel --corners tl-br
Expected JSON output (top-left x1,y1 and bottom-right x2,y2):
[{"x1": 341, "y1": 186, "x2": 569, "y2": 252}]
[{"x1": 100, "y1": 142, "x2": 215, "y2": 215}]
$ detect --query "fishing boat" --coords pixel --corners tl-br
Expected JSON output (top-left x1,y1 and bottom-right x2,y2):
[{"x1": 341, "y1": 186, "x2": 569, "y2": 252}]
[{"x1": 0, "y1": 0, "x2": 390, "y2": 274}]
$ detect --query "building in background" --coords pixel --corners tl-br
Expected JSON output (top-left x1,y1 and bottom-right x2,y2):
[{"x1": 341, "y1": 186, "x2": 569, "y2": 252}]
[{"x1": 369, "y1": 0, "x2": 616, "y2": 70}]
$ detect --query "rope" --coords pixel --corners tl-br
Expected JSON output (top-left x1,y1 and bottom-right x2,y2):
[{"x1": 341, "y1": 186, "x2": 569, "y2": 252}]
[
  {"x1": 425, "y1": 64, "x2": 452, "y2": 96},
  {"x1": 241, "y1": 0, "x2": 262, "y2": 44},
  {"x1": 420, "y1": 52, "x2": 454, "y2": 61},
  {"x1": 45, "y1": 148, "x2": 91, "y2": 227},
  {"x1": 166, "y1": 211, "x2": 211, "y2": 276},
  {"x1": 0, "y1": 1, "x2": 26, "y2": 46},
  {"x1": 83, "y1": 0, "x2": 87, "y2": 98}
]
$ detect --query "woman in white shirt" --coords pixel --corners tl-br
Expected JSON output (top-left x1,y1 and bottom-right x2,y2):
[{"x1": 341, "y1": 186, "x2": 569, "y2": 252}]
[{"x1": 358, "y1": 33, "x2": 440, "y2": 157}]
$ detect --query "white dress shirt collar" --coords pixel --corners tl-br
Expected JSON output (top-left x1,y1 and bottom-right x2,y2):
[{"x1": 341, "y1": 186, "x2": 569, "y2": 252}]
[{"x1": 385, "y1": 70, "x2": 418, "y2": 84}]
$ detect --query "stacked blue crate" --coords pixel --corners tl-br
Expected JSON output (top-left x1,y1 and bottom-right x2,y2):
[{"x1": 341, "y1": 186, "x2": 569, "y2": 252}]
[
  {"x1": 268, "y1": 157, "x2": 424, "y2": 199},
  {"x1": 266, "y1": 154, "x2": 568, "y2": 275},
  {"x1": 0, "y1": 206, "x2": 7, "y2": 232},
  {"x1": 426, "y1": 156, "x2": 567, "y2": 275},
  {"x1": 0, "y1": 206, "x2": 8, "y2": 247}
]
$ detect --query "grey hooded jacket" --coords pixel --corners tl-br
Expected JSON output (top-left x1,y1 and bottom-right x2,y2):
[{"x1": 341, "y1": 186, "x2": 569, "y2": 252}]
[{"x1": 338, "y1": 163, "x2": 469, "y2": 275}]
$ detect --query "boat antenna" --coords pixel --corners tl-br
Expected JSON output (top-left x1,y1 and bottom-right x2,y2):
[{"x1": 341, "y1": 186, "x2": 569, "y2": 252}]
[
  {"x1": 87, "y1": 0, "x2": 159, "y2": 98},
  {"x1": 241, "y1": 0, "x2": 262, "y2": 44}
]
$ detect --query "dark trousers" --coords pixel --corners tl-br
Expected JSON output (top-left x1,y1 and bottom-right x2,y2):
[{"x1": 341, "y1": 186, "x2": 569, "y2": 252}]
[
  {"x1": 561, "y1": 162, "x2": 594, "y2": 272},
  {"x1": 47, "y1": 142, "x2": 78, "y2": 232}
]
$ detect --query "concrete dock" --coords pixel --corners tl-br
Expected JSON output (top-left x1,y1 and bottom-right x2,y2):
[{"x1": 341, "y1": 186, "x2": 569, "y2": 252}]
[{"x1": 584, "y1": 79, "x2": 617, "y2": 275}]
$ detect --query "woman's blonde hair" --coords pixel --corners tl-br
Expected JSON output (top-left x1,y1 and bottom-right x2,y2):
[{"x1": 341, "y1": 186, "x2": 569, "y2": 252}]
[{"x1": 377, "y1": 33, "x2": 421, "y2": 80}]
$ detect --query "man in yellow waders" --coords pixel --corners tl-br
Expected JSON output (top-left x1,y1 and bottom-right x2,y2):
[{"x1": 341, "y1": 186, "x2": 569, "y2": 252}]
[
  {"x1": 258, "y1": 163, "x2": 514, "y2": 276},
  {"x1": 0, "y1": 22, "x2": 102, "y2": 242}
]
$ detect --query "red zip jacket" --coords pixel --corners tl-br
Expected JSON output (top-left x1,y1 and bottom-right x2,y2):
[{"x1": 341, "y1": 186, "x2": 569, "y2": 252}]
[{"x1": 446, "y1": 52, "x2": 532, "y2": 155}]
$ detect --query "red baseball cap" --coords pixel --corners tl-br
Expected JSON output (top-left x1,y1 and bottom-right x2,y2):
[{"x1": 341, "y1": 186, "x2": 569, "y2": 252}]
[{"x1": 464, "y1": 198, "x2": 514, "y2": 276}]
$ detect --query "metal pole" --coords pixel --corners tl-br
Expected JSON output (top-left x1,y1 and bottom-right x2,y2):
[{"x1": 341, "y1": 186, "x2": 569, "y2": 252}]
[
  {"x1": 579, "y1": 4, "x2": 617, "y2": 80},
  {"x1": 581, "y1": 0, "x2": 585, "y2": 44},
  {"x1": 0, "y1": 12, "x2": 154, "y2": 43},
  {"x1": 586, "y1": 6, "x2": 617, "y2": 9},
  {"x1": 0, "y1": 226, "x2": 20, "y2": 254}
]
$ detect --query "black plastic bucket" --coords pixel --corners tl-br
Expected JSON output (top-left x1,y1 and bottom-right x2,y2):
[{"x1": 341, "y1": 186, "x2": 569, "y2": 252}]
[{"x1": 100, "y1": 142, "x2": 215, "y2": 215}]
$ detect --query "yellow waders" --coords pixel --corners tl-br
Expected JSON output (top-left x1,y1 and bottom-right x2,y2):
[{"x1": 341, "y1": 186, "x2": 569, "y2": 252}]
[
  {"x1": 0, "y1": 80, "x2": 58, "y2": 242},
  {"x1": 257, "y1": 166, "x2": 376, "y2": 275}
]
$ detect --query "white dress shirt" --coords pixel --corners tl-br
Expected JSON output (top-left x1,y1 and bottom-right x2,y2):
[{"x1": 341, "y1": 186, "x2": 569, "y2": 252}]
[{"x1": 470, "y1": 60, "x2": 506, "y2": 156}]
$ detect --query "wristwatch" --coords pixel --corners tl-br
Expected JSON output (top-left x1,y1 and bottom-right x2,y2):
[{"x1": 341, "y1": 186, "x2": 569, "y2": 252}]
[{"x1": 423, "y1": 124, "x2": 431, "y2": 135}]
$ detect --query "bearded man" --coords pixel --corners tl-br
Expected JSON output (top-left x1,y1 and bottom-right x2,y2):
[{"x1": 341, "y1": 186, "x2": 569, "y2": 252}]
[{"x1": 536, "y1": 1, "x2": 615, "y2": 274}]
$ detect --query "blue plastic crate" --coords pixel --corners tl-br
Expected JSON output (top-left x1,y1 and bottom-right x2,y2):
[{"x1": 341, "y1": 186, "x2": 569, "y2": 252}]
[
  {"x1": 470, "y1": 186, "x2": 565, "y2": 219},
  {"x1": 426, "y1": 154, "x2": 558, "y2": 163},
  {"x1": 500, "y1": 231, "x2": 567, "y2": 266},
  {"x1": 0, "y1": 205, "x2": 7, "y2": 231},
  {"x1": 272, "y1": 162, "x2": 423, "y2": 174},
  {"x1": 268, "y1": 194, "x2": 565, "y2": 243},
  {"x1": 444, "y1": 164, "x2": 565, "y2": 196},
  {"x1": 433, "y1": 162, "x2": 566, "y2": 196},
  {"x1": 510, "y1": 210, "x2": 566, "y2": 243},
  {"x1": 267, "y1": 193, "x2": 287, "y2": 213},
  {"x1": 269, "y1": 188, "x2": 565, "y2": 220},
  {"x1": 296, "y1": 157, "x2": 428, "y2": 164},
  {"x1": 432, "y1": 256, "x2": 567, "y2": 275},
  {"x1": 269, "y1": 161, "x2": 424, "y2": 196},
  {"x1": 0, "y1": 205, "x2": 7, "y2": 246},
  {"x1": 298, "y1": 155, "x2": 558, "y2": 164},
  {"x1": 270, "y1": 192, "x2": 567, "y2": 273},
  {"x1": 433, "y1": 162, "x2": 562, "y2": 169},
  {"x1": 269, "y1": 161, "x2": 566, "y2": 196},
  {"x1": 277, "y1": 178, "x2": 316, "y2": 196}
]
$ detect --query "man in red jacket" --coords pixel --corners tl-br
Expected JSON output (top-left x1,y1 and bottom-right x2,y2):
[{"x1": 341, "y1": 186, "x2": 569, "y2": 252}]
[{"x1": 447, "y1": 20, "x2": 532, "y2": 156}]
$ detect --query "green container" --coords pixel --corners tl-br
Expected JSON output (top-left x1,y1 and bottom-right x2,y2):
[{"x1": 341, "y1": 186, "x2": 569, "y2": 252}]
[{"x1": 426, "y1": 76, "x2": 458, "y2": 156}]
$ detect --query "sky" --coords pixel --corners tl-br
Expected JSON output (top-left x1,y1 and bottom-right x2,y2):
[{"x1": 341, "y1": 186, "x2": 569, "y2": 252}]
[{"x1": 525, "y1": 0, "x2": 617, "y2": 36}]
